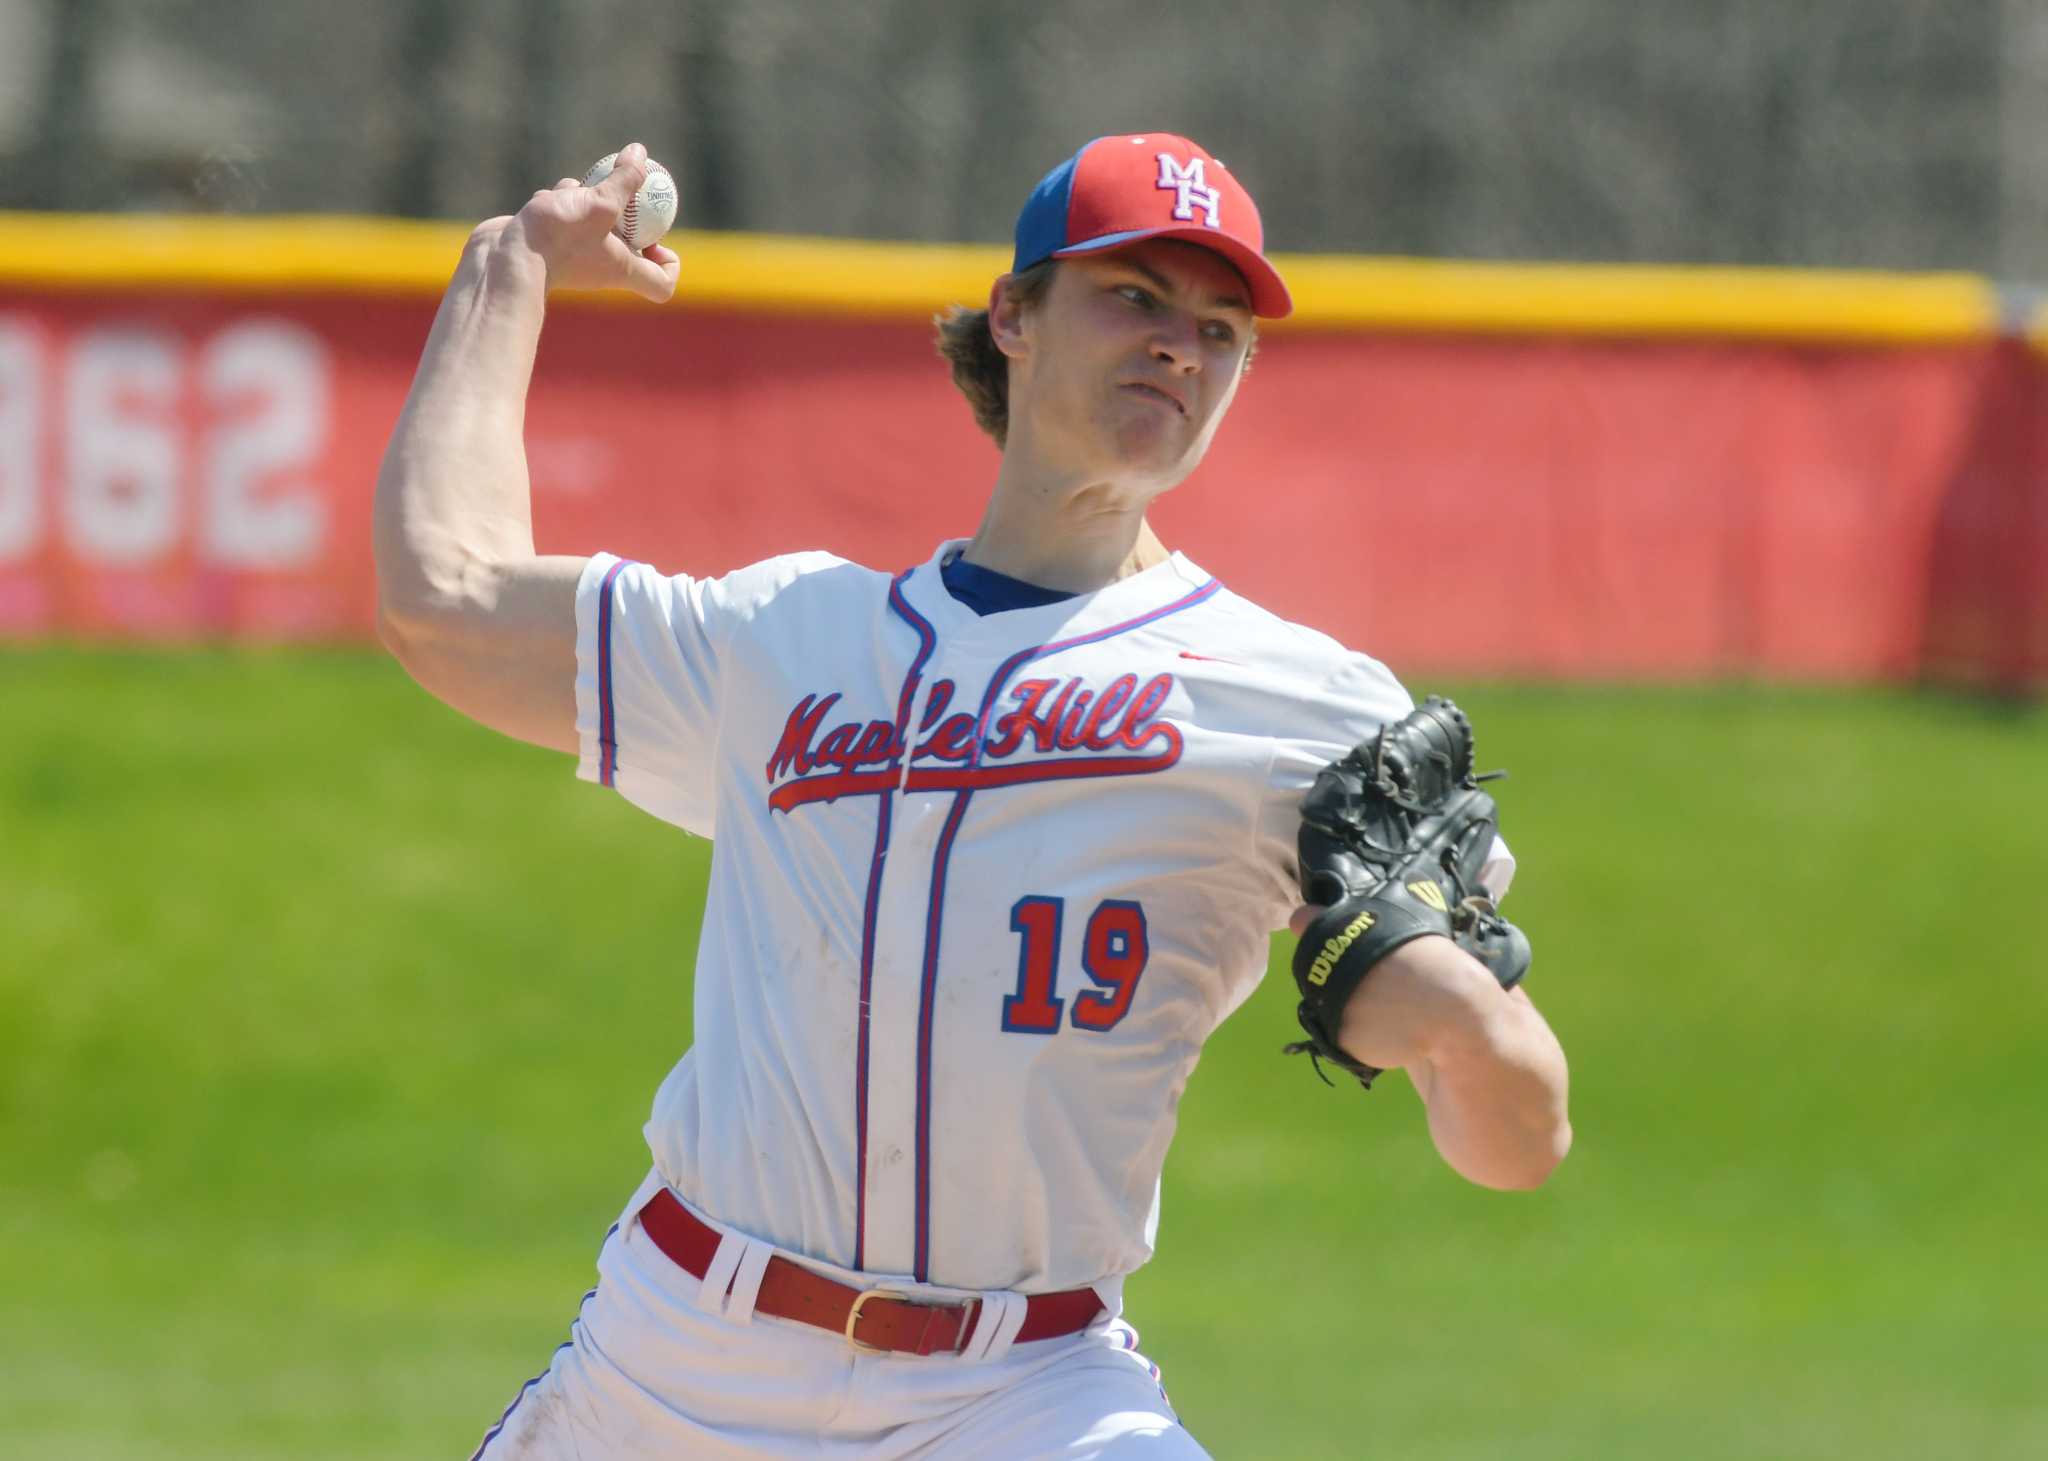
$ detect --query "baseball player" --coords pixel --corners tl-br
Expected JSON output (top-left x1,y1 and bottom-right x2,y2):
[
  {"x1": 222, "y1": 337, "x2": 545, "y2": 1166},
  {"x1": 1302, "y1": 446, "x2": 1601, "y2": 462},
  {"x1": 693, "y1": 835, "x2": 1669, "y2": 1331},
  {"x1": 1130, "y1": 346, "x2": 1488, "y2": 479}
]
[{"x1": 374, "y1": 134, "x2": 1571, "y2": 1459}]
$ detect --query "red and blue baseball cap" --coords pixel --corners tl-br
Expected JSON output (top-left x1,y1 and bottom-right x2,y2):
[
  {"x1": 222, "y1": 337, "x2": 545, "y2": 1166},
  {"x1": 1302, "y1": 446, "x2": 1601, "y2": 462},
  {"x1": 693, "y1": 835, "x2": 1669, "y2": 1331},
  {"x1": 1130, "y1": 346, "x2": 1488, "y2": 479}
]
[{"x1": 1012, "y1": 133, "x2": 1292, "y2": 318}]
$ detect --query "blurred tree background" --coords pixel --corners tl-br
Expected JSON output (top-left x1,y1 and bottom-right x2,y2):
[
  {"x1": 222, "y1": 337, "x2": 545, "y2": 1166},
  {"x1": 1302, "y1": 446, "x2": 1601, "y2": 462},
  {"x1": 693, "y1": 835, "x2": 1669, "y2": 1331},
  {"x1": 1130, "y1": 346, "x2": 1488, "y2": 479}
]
[{"x1": 4, "y1": 0, "x2": 2048, "y2": 277}]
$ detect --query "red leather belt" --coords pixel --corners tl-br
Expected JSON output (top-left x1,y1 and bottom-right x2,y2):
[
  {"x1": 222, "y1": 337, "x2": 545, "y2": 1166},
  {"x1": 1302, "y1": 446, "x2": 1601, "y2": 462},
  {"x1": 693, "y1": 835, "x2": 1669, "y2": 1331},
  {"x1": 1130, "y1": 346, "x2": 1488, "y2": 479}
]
[{"x1": 636, "y1": 1188, "x2": 1103, "y2": 1358}]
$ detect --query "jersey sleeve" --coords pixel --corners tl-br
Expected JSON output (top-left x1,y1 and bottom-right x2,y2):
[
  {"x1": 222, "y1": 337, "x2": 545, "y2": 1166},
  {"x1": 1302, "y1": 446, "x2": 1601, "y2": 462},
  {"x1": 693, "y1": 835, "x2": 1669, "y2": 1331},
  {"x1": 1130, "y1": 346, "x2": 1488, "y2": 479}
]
[
  {"x1": 1251, "y1": 641, "x2": 1516, "y2": 930},
  {"x1": 573, "y1": 550, "x2": 840, "y2": 836}
]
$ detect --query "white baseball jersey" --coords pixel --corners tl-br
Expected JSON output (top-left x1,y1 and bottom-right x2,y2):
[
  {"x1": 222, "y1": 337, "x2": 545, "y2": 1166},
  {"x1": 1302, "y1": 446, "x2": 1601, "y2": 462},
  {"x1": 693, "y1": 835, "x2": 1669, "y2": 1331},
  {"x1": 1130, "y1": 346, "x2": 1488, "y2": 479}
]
[{"x1": 572, "y1": 538, "x2": 1512, "y2": 1299}]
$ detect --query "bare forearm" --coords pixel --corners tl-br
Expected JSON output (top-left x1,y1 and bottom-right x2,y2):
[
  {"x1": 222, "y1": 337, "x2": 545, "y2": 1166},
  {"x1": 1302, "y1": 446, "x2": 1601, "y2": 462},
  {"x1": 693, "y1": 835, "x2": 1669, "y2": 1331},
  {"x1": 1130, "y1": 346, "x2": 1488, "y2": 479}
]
[
  {"x1": 1329, "y1": 935, "x2": 1571, "y2": 1190},
  {"x1": 365, "y1": 151, "x2": 676, "y2": 753},
  {"x1": 1407, "y1": 986, "x2": 1571, "y2": 1190},
  {"x1": 371, "y1": 224, "x2": 588, "y2": 751},
  {"x1": 374, "y1": 226, "x2": 549, "y2": 621}
]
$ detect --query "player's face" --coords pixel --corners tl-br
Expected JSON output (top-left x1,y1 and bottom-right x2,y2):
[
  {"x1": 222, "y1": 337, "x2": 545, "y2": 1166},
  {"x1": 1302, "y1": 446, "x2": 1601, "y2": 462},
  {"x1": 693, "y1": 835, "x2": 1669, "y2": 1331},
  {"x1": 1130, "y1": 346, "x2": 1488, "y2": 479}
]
[{"x1": 1006, "y1": 241, "x2": 1255, "y2": 490}]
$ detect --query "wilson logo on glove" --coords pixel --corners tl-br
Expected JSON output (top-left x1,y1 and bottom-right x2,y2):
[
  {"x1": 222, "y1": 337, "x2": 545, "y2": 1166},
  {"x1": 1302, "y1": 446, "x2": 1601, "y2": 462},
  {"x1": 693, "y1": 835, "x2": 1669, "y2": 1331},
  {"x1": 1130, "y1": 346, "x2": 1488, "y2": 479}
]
[{"x1": 1306, "y1": 909, "x2": 1377, "y2": 987}]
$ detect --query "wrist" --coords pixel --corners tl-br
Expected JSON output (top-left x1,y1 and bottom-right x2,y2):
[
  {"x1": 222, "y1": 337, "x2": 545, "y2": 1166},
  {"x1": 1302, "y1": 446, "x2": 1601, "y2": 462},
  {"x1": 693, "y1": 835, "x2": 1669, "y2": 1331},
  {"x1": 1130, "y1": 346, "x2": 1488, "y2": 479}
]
[
  {"x1": 1336, "y1": 934, "x2": 1496, "y2": 1065},
  {"x1": 463, "y1": 220, "x2": 550, "y2": 299}
]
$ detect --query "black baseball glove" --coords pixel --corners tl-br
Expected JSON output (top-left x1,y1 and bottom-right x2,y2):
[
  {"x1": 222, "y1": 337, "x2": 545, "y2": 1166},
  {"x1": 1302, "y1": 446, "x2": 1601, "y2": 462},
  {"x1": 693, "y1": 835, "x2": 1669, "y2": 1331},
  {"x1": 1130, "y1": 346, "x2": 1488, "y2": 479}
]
[{"x1": 1287, "y1": 696, "x2": 1530, "y2": 1090}]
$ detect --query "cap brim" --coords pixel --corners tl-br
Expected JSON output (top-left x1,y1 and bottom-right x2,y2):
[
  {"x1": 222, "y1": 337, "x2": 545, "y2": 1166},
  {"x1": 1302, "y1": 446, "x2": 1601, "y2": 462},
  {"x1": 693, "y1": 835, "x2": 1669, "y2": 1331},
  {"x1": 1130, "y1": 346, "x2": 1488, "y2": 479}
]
[{"x1": 1053, "y1": 226, "x2": 1293, "y2": 319}]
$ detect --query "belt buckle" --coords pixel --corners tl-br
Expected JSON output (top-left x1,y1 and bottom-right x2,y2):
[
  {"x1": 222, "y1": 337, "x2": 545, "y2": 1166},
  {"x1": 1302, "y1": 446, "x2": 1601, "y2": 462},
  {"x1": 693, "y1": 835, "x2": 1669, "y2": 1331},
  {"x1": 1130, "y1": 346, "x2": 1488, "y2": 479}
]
[
  {"x1": 844, "y1": 1286, "x2": 917, "y2": 1355},
  {"x1": 845, "y1": 1286, "x2": 977, "y2": 1357}
]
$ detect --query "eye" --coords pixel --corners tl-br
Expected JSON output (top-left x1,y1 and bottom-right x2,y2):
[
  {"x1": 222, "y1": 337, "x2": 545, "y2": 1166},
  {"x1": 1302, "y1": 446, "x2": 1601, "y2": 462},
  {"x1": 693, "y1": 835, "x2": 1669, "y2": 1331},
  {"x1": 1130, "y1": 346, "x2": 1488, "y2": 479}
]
[
  {"x1": 1202, "y1": 320, "x2": 1238, "y2": 345},
  {"x1": 1116, "y1": 284, "x2": 1157, "y2": 309}
]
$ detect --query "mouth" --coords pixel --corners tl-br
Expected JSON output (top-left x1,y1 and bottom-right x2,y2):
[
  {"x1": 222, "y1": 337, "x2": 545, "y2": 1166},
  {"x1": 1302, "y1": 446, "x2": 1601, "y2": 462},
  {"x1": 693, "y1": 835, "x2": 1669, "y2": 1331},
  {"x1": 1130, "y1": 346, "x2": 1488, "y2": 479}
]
[{"x1": 1121, "y1": 381, "x2": 1186, "y2": 415}]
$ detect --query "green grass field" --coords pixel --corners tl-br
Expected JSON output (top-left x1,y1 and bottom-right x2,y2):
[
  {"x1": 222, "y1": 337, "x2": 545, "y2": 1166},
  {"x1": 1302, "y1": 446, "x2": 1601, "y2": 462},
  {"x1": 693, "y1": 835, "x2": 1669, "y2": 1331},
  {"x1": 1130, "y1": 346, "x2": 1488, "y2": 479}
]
[{"x1": 4, "y1": 648, "x2": 2044, "y2": 1459}]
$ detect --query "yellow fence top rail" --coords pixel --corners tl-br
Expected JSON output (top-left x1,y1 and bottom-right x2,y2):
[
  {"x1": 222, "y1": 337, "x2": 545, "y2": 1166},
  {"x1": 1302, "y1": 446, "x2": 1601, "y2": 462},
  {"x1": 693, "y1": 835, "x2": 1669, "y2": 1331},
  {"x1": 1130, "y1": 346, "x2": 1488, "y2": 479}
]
[{"x1": 0, "y1": 211, "x2": 2017, "y2": 345}]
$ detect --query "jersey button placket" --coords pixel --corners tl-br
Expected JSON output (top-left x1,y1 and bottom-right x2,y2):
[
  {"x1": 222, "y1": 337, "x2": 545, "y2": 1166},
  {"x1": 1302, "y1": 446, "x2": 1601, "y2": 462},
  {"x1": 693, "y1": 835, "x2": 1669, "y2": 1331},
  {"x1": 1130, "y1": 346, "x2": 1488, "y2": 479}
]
[{"x1": 855, "y1": 656, "x2": 950, "y2": 1276}]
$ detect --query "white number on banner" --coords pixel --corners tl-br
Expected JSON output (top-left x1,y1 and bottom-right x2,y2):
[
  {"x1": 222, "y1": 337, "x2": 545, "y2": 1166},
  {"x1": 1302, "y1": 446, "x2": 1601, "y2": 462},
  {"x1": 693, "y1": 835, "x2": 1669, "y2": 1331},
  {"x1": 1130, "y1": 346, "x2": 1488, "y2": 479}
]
[
  {"x1": 198, "y1": 321, "x2": 327, "y2": 568},
  {"x1": 0, "y1": 321, "x2": 38, "y2": 561},
  {"x1": 64, "y1": 329, "x2": 182, "y2": 563},
  {"x1": 0, "y1": 319, "x2": 335, "y2": 569}
]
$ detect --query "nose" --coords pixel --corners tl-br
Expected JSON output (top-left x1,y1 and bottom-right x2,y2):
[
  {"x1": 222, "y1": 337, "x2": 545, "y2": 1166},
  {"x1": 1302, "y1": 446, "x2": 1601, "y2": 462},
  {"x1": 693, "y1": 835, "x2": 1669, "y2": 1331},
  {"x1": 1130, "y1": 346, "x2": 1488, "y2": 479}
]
[{"x1": 1148, "y1": 312, "x2": 1203, "y2": 374}]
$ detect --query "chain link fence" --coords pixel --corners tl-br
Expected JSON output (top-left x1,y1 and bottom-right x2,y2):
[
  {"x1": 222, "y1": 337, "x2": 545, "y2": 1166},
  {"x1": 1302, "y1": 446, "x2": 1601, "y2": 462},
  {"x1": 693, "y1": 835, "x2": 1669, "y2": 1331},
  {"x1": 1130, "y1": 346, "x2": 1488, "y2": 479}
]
[{"x1": 3, "y1": 0, "x2": 2047, "y2": 277}]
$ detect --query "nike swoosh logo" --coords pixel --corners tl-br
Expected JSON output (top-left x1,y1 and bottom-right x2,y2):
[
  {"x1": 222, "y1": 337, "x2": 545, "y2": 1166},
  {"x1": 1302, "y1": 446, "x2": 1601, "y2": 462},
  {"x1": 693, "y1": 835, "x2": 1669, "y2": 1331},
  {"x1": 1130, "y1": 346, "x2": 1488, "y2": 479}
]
[{"x1": 1179, "y1": 651, "x2": 1243, "y2": 665}]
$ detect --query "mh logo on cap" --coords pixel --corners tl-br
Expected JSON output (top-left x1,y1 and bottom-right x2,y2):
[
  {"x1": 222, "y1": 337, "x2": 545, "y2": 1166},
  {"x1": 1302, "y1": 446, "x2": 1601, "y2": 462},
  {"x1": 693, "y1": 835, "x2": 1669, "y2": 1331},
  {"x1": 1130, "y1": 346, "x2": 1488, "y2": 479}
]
[{"x1": 1155, "y1": 153, "x2": 1221, "y2": 227}]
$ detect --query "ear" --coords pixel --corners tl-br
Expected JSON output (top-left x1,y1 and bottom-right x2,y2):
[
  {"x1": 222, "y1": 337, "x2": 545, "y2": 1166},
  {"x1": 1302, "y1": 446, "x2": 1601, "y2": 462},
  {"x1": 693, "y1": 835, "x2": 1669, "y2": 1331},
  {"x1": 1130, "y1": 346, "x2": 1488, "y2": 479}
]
[{"x1": 987, "y1": 273, "x2": 1031, "y2": 361}]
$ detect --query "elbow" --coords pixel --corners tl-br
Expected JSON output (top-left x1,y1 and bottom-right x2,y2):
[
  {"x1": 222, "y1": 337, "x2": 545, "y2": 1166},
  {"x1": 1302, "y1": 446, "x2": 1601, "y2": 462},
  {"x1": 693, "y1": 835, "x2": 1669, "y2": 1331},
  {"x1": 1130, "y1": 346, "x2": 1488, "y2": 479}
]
[
  {"x1": 371, "y1": 504, "x2": 480, "y2": 664},
  {"x1": 1470, "y1": 1118, "x2": 1573, "y2": 1192},
  {"x1": 373, "y1": 523, "x2": 425, "y2": 663},
  {"x1": 375, "y1": 591, "x2": 428, "y2": 666},
  {"x1": 375, "y1": 586, "x2": 462, "y2": 687},
  {"x1": 373, "y1": 536, "x2": 479, "y2": 667},
  {"x1": 374, "y1": 597, "x2": 407, "y2": 660}
]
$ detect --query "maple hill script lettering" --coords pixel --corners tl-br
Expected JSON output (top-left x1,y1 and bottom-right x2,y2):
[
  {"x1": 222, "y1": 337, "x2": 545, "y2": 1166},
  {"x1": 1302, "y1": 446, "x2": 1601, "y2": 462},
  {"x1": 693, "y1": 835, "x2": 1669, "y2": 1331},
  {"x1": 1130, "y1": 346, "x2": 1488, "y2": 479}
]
[{"x1": 766, "y1": 673, "x2": 1184, "y2": 812}]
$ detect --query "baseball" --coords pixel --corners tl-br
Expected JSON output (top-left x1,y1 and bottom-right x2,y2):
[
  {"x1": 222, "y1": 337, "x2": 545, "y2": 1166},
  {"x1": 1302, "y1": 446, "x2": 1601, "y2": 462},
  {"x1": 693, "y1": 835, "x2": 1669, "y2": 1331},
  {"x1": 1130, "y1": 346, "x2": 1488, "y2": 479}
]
[{"x1": 583, "y1": 151, "x2": 678, "y2": 251}]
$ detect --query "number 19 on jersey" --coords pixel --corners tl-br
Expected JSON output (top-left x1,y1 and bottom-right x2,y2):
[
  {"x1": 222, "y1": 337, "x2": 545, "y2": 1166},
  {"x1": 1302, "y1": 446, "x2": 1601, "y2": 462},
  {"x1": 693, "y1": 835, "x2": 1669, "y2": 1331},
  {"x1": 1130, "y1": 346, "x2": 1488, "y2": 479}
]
[{"x1": 1001, "y1": 896, "x2": 1149, "y2": 1034}]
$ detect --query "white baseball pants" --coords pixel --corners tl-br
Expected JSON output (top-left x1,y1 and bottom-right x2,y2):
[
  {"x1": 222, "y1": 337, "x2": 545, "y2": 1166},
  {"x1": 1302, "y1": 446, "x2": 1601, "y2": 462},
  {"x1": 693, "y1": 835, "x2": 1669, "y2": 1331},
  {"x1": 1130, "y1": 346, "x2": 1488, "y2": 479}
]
[{"x1": 469, "y1": 1172, "x2": 1209, "y2": 1459}]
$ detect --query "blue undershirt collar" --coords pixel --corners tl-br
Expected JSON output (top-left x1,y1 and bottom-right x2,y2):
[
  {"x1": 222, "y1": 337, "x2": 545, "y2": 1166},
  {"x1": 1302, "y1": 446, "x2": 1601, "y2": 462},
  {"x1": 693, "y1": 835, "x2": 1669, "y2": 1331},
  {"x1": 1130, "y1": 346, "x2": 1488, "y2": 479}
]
[{"x1": 939, "y1": 552, "x2": 1079, "y2": 616}]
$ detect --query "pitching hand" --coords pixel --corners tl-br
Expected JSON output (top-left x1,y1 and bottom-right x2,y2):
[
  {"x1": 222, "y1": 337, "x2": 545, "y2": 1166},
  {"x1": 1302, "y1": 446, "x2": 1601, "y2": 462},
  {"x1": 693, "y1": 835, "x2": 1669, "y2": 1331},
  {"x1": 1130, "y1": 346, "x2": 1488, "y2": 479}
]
[{"x1": 492, "y1": 142, "x2": 680, "y2": 303}]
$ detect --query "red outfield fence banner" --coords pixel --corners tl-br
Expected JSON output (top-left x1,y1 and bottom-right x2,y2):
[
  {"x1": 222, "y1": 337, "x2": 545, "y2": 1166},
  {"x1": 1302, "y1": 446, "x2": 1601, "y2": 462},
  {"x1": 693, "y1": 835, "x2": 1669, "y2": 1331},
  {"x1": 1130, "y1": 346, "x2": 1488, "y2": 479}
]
[{"x1": 1, "y1": 216, "x2": 2043, "y2": 688}]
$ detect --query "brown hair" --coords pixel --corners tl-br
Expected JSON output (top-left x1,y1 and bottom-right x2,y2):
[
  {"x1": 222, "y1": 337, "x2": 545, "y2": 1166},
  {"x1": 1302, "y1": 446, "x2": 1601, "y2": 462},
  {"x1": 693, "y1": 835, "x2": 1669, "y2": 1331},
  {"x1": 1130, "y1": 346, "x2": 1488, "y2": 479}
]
[
  {"x1": 934, "y1": 254, "x2": 1259, "y2": 448},
  {"x1": 934, "y1": 260, "x2": 1058, "y2": 449}
]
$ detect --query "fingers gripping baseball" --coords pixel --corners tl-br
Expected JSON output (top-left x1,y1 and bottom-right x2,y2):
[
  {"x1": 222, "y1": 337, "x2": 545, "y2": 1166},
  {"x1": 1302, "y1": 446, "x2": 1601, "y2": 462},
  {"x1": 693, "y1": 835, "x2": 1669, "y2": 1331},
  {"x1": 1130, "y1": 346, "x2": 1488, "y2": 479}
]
[{"x1": 509, "y1": 142, "x2": 679, "y2": 303}]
